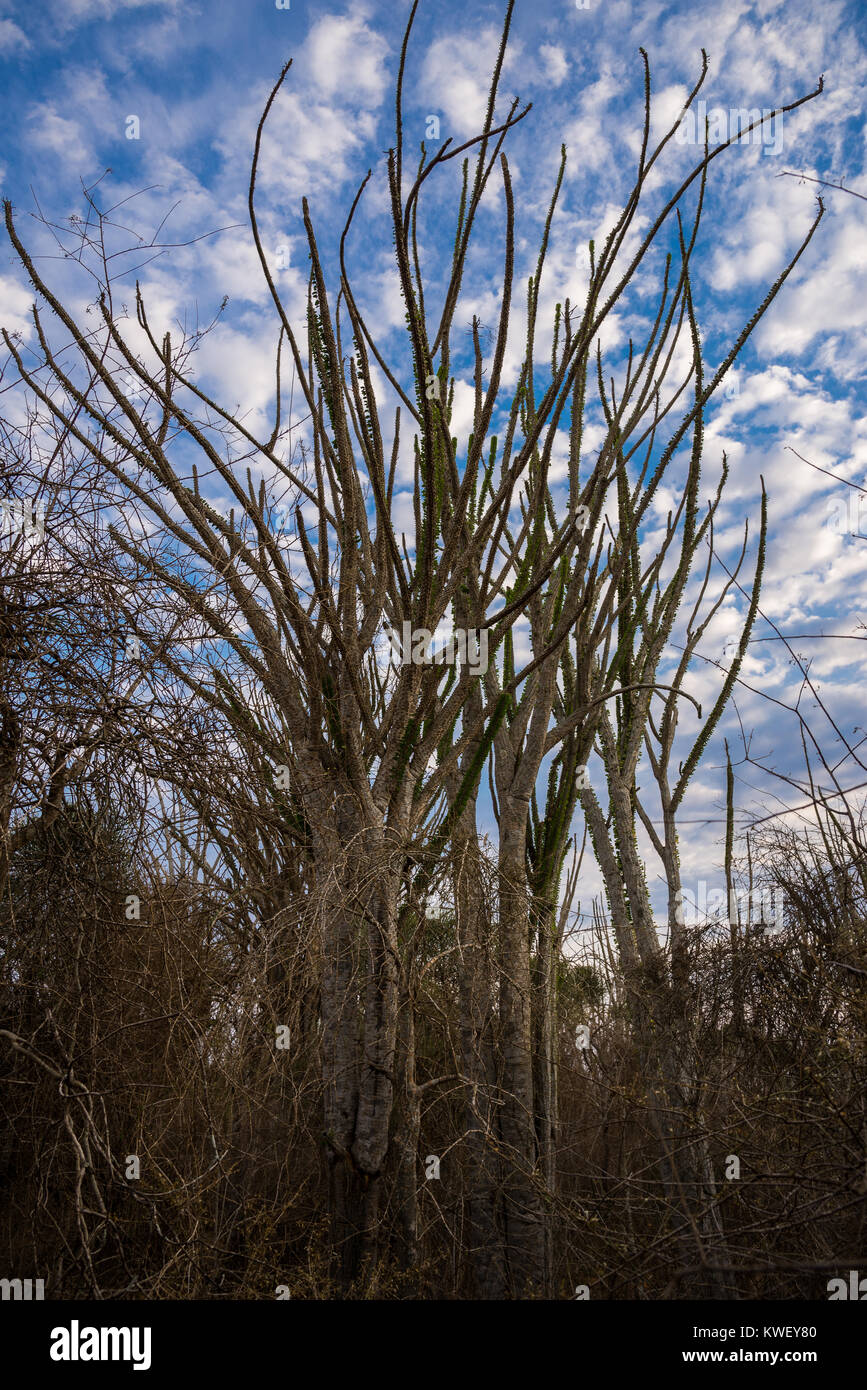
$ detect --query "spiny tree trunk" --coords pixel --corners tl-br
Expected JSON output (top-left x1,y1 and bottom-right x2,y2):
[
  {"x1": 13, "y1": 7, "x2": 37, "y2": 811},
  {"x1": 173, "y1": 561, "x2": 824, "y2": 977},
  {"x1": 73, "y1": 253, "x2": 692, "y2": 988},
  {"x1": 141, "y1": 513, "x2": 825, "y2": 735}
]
[
  {"x1": 497, "y1": 798, "x2": 545, "y2": 1295},
  {"x1": 392, "y1": 998, "x2": 420, "y2": 1271},
  {"x1": 454, "y1": 827, "x2": 507, "y2": 1298},
  {"x1": 315, "y1": 810, "x2": 402, "y2": 1285},
  {"x1": 531, "y1": 901, "x2": 558, "y2": 1295}
]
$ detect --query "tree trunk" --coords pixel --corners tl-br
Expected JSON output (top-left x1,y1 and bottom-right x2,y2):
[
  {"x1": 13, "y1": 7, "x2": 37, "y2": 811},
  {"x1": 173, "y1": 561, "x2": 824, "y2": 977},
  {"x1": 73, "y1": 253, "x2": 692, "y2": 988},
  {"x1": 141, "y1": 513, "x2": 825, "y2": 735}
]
[
  {"x1": 455, "y1": 829, "x2": 507, "y2": 1298},
  {"x1": 392, "y1": 992, "x2": 420, "y2": 1272},
  {"x1": 532, "y1": 902, "x2": 558, "y2": 1296},
  {"x1": 498, "y1": 802, "x2": 545, "y2": 1296},
  {"x1": 310, "y1": 784, "x2": 400, "y2": 1287}
]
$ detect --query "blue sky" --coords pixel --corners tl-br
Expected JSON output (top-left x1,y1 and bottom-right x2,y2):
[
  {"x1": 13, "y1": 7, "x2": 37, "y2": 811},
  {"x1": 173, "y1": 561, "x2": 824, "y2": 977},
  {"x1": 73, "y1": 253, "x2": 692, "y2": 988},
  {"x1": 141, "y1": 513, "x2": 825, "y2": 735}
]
[{"x1": 2, "y1": 0, "x2": 867, "y2": 927}]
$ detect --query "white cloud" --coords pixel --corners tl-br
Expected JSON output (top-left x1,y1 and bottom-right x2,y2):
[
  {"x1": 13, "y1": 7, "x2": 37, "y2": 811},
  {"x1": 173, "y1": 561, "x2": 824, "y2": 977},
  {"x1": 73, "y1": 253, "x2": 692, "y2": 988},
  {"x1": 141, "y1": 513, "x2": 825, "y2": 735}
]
[
  {"x1": 539, "y1": 44, "x2": 568, "y2": 88},
  {"x1": 25, "y1": 105, "x2": 93, "y2": 168},
  {"x1": 306, "y1": 13, "x2": 389, "y2": 107},
  {"x1": 419, "y1": 27, "x2": 517, "y2": 140},
  {"x1": 0, "y1": 18, "x2": 29, "y2": 52},
  {"x1": 0, "y1": 274, "x2": 34, "y2": 340},
  {"x1": 56, "y1": 0, "x2": 178, "y2": 30}
]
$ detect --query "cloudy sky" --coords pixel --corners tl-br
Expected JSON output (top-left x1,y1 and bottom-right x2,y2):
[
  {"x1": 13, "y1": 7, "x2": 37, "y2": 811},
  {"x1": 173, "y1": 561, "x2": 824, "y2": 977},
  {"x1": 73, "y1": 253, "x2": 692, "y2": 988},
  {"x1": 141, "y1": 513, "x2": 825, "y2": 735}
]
[{"x1": 2, "y1": 0, "x2": 866, "y2": 930}]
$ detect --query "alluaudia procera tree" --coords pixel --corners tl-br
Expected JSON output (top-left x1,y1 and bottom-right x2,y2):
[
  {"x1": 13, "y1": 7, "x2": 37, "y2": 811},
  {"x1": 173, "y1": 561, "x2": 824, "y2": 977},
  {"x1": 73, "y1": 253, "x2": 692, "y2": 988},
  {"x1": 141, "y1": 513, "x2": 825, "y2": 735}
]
[{"x1": 2, "y1": 0, "x2": 824, "y2": 1294}]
